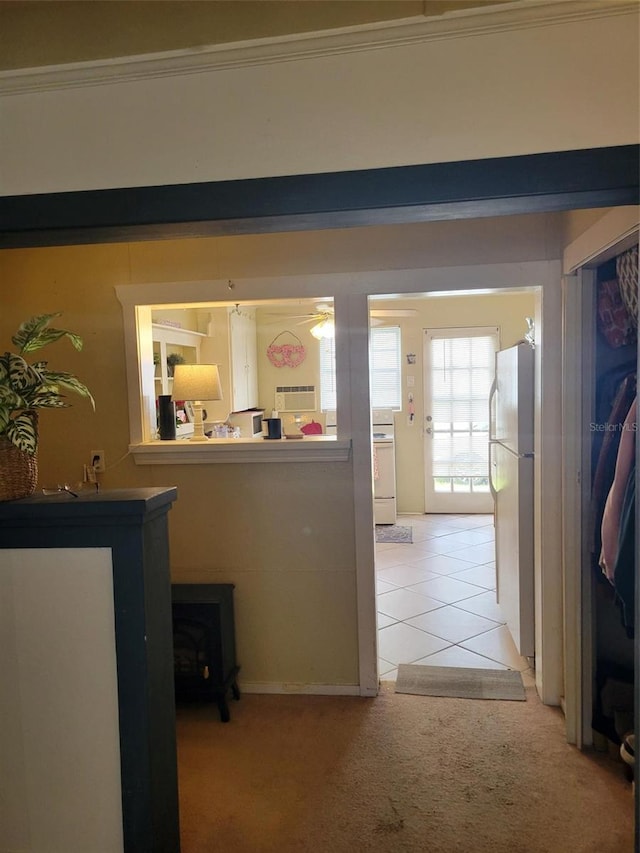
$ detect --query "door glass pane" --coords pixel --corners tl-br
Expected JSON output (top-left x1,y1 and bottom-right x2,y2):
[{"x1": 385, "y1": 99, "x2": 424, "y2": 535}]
[
  {"x1": 429, "y1": 332, "x2": 498, "y2": 483},
  {"x1": 434, "y1": 477, "x2": 452, "y2": 492}
]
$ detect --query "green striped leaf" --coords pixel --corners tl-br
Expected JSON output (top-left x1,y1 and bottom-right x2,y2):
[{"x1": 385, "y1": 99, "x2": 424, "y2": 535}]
[
  {"x1": 12, "y1": 314, "x2": 83, "y2": 355},
  {"x1": 43, "y1": 371, "x2": 95, "y2": 409},
  {"x1": 29, "y1": 390, "x2": 68, "y2": 408},
  {"x1": 5, "y1": 354, "x2": 41, "y2": 393},
  {"x1": 6, "y1": 412, "x2": 38, "y2": 454}
]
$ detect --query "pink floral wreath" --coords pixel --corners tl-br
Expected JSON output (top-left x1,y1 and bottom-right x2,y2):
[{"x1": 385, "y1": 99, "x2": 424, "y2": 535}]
[{"x1": 267, "y1": 331, "x2": 307, "y2": 368}]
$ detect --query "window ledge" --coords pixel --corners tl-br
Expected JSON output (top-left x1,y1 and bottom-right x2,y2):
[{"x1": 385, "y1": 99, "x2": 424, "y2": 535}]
[{"x1": 130, "y1": 436, "x2": 351, "y2": 464}]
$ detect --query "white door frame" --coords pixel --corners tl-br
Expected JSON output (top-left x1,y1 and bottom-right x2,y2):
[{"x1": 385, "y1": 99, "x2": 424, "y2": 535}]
[
  {"x1": 561, "y1": 270, "x2": 596, "y2": 747},
  {"x1": 560, "y1": 206, "x2": 639, "y2": 744},
  {"x1": 345, "y1": 260, "x2": 565, "y2": 704}
]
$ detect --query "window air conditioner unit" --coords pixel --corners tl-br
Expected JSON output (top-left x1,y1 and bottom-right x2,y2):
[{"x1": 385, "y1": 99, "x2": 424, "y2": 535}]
[{"x1": 274, "y1": 385, "x2": 317, "y2": 412}]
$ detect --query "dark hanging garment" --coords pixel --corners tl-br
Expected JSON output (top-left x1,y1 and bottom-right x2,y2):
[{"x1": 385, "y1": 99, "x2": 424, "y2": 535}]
[
  {"x1": 590, "y1": 374, "x2": 637, "y2": 559},
  {"x1": 599, "y1": 397, "x2": 637, "y2": 581},
  {"x1": 613, "y1": 459, "x2": 636, "y2": 637}
]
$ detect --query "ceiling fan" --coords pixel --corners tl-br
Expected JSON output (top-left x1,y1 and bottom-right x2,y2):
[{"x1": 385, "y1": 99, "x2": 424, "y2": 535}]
[{"x1": 264, "y1": 303, "x2": 417, "y2": 338}]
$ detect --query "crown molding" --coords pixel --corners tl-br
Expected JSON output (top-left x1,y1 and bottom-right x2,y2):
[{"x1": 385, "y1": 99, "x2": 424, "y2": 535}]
[{"x1": 0, "y1": 1, "x2": 636, "y2": 96}]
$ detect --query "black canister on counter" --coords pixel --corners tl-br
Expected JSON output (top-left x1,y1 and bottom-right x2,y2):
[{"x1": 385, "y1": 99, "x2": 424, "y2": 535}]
[
  {"x1": 262, "y1": 418, "x2": 282, "y2": 440},
  {"x1": 158, "y1": 395, "x2": 177, "y2": 440}
]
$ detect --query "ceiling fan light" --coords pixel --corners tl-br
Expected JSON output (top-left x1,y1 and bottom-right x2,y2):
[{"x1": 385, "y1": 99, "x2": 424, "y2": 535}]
[{"x1": 310, "y1": 317, "x2": 335, "y2": 339}]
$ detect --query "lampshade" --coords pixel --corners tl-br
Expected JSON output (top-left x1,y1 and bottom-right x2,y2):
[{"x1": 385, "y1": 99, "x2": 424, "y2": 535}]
[
  {"x1": 171, "y1": 363, "x2": 222, "y2": 403},
  {"x1": 171, "y1": 364, "x2": 222, "y2": 442},
  {"x1": 310, "y1": 317, "x2": 335, "y2": 340}
]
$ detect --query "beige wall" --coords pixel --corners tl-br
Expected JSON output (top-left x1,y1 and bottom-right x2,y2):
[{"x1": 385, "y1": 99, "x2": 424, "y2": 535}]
[
  {"x1": 1, "y1": 6, "x2": 637, "y2": 194},
  {"x1": 387, "y1": 291, "x2": 537, "y2": 512},
  {"x1": 0, "y1": 1, "x2": 448, "y2": 70},
  {"x1": 256, "y1": 306, "x2": 326, "y2": 432},
  {"x1": 0, "y1": 214, "x2": 562, "y2": 689}
]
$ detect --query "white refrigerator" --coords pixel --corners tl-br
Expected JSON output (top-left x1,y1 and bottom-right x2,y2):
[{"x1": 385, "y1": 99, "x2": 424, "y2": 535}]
[{"x1": 489, "y1": 342, "x2": 535, "y2": 658}]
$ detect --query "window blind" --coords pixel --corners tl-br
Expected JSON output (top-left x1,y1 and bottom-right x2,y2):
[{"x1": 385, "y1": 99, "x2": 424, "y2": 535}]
[{"x1": 319, "y1": 326, "x2": 402, "y2": 411}]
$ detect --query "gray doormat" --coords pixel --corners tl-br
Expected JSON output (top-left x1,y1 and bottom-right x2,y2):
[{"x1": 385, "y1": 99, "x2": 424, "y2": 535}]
[
  {"x1": 395, "y1": 664, "x2": 526, "y2": 701},
  {"x1": 375, "y1": 525, "x2": 413, "y2": 544}
]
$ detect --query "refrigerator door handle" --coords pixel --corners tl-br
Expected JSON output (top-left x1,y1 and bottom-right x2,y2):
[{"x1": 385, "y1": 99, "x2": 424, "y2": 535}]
[
  {"x1": 488, "y1": 375, "x2": 497, "y2": 441},
  {"x1": 488, "y1": 440, "x2": 498, "y2": 502}
]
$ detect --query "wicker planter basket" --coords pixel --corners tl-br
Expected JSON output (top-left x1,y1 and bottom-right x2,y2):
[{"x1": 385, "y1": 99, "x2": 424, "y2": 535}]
[{"x1": 0, "y1": 437, "x2": 38, "y2": 502}]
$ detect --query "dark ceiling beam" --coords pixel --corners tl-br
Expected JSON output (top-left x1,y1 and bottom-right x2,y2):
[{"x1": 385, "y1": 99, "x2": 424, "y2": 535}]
[{"x1": 0, "y1": 145, "x2": 638, "y2": 248}]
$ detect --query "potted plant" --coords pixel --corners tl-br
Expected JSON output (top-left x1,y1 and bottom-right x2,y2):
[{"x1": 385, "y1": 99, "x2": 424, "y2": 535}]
[
  {"x1": 166, "y1": 352, "x2": 185, "y2": 377},
  {"x1": 0, "y1": 313, "x2": 95, "y2": 501}
]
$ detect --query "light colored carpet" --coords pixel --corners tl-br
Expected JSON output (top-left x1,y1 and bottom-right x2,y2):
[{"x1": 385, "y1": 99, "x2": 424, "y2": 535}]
[
  {"x1": 176, "y1": 684, "x2": 634, "y2": 852},
  {"x1": 375, "y1": 524, "x2": 413, "y2": 543},
  {"x1": 395, "y1": 664, "x2": 526, "y2": 701}
]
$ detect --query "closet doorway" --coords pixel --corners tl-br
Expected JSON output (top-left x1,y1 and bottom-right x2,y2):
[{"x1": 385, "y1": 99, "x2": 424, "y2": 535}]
[{"x1": 562, "y1": 217, "x2": 638, "y2": 755}]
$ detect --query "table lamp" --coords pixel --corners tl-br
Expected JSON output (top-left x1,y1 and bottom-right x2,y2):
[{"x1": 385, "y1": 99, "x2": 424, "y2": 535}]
[{"x1": 171, "y1": 364, "x2": 222, "y2": 442}]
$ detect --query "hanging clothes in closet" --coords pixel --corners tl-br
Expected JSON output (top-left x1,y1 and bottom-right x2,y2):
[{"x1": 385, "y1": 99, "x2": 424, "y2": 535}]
[
  {"x1": 599, "y1": 395, "x2": 637, "y2": 635},
  {"x1": 594, "y1": 244, "x2": 638, "y2": 639}
]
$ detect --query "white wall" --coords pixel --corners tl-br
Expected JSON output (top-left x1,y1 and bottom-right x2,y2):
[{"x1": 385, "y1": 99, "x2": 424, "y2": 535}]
[
  {"x1": 0, "y1": 6, "x2": 637, "y2": 195},
  {"x1": 0, "y1": 548, "x2": 123, "y2": 853}
]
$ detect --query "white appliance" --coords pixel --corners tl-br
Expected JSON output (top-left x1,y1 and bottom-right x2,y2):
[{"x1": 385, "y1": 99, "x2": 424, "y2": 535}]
[
  {"x1": 489, "y1": 342, "x2": 535, "y2": 658},
  {"x1": 372, "y1": 408, "x2": 397, "y2": 525},
  {"x1": 226, "y1": 409, "x2": 265, "y2": 438}
]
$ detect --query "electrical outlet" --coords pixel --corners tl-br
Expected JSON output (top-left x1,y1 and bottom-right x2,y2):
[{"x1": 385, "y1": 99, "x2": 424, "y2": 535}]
[{"x1": 90, "y1": 450, "x2": 105, "y2": 473}]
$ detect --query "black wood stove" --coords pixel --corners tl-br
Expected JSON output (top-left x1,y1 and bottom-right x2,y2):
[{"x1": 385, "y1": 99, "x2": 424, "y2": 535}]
[{"x1": 171, "y1": 584, "x2": 240, "y2": 722}]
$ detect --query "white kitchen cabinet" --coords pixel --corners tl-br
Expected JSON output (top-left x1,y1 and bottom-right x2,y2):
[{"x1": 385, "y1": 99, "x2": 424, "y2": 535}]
[{"x1": 228, "y1": 307, "x2": 258, "y2": 411}]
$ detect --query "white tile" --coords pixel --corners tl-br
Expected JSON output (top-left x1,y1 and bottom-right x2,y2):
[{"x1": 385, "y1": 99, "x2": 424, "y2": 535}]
[
  {"x1": 454, "y1": 515, "x2": 494, "y2": 528},
  {"x1": 407, "y1": 575, "x2": 486, "y2": 605},
  {"x1": 402, "y1": 539, "x2": 443, "y2": 556},
  {"x1": 415, "y1": 531, "x2": 474, "y2": 552},
  {"x1": 405, "y1": 605, "x2": 501, "y2": 644},
  {"x1": 376, "y1": 579, "x2": 397, "y2": 595},
  {"x1": 374, "y1": 546, "x2": 416, "y2": 569},
  {"x1": 411, "y1": 528, "x2": 436, "y2": 543},
  {"x1": 376, "y1": 564, "x2": 441, "y2": 587},
  {"x1": 405, "y1": 553, "x2": 476, "y2": 575},
  {"x1": 421, "y1": 523, "x2": 465, "y2": 537},
  {"x1": 376, "y1": 612, "x2": 397, "y2": 629},
  {"x1": 377, "y1": 588, "x2": 445, "y2": 620},
  {"x1": 414, "y1": 645, "x2": 508, "y2": 670},
  {"x1": 444, "y1": 528, "x2": 495, "y2": 546},
  {"x1": 445, "y1": 543, "x2": 495, "y2": 564},
  {"x1": 456, "y1": 590, "x2": 505, "y2": 623},
  {"x1": 449, "y1": 564, "x2": 497, "y2": 590},
  {"x1": 460, "y1": 625, "x2": 529, "y2": 671},
  {"x1": 406, "y1": 536, "x2": 470, "y2": 555},
  {"x1": 378, "y1": 657, "x2": 397, "y2": 677},
  {"x1": 375, "y1": 541, "x2": 398, "y2": 551},
  {"x1": 378, "y1": 622, "x2": 450, "y2": 665}
]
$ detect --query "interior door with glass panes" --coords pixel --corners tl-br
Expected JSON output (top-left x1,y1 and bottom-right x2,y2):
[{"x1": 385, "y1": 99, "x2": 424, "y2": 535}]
[{"x1": 423, "y1": 327, "x2": 500, "y2": 513}]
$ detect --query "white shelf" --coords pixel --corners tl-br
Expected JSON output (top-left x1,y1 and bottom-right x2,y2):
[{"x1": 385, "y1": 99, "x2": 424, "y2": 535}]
[{"x1": 152, "y1": 323, "x2": 206, "y2": 344}]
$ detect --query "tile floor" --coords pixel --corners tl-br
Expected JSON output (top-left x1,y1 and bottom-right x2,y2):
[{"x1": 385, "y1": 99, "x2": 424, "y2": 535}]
[{"x1": 377, "y1": 513, "x2": 535, "y2": 688}]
